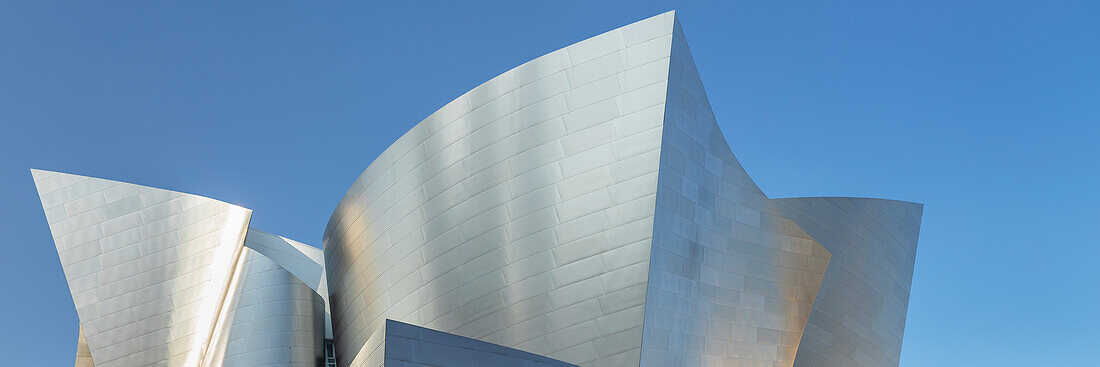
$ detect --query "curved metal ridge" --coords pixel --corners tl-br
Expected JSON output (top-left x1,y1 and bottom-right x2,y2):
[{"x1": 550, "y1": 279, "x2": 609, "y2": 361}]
[
  {"x1": 32, "y1": 169, "x2": 327, "y2": 367},
  {"x1": 35, "y1": 11, "x2": 922, "y2": 367},
  {"x1": 773, "y1": 197, "x2": 923, "y2": 367},
  {"x1": 324, "y1": 11, "x2": 678, "y2": 367}
]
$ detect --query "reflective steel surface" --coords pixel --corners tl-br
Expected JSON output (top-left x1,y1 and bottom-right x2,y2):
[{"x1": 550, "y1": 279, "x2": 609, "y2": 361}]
[
  {"x1": 244, "y1": 228, "x2": 333, "y2": 339},
  {"x1": 640, "y1": 20, "x2": 831, "y2": 367},
  {"x1": 206, "y1": 248, "x2": 326, "y2": 367},
  {"x1": 324, "y1": 11, "x2": 677, "y2": 367},
  {"x1": 361, "y1": 319, "x2": 579, "y2": 367},
  {"x1": 33, "y1": 169, "x2": 252, "y2": 367},
  {"x1": 774, "y1": 198, "x2": 922, "y2": 367},
  {"x1": 36, "y1": 11, "x2": 922, "y2": 367},
  {"x1": 75, "y1": 327, "x2": 94, "y2": 367},
  {"x1": 34, "y1": 170, "x2": 330, "y2": 367},
  {"x1": 323, "y1": 10, "x2": 921, "y2": 367}
]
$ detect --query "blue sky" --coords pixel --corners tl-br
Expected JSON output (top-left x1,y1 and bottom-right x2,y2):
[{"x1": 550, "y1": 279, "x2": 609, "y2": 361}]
[{"x1": 2, "y1": 1, "x2": 1097, "y2": 365}]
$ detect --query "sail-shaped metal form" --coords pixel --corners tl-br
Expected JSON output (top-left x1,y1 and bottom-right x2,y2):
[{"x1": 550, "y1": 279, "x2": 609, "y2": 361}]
[
  {"x1": 774, "y1": 198, "x2": 923, "y2": 367},
  {"x1": 35, "y1": 10, "x2": 921, "y2": 367},
  {"x1": 33, "y1": 170, "x2": 326, "y2": 367},
  {"x1": 320, "y1": 10, "x2": 910, "y2": 367}
]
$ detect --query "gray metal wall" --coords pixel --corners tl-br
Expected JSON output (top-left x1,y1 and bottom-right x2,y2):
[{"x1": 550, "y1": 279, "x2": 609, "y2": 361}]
[
  {"x1": 639, "y1": 20, "x2": 832, "y2": 367},
  {"x1": 774, "y1": 198, "x2": 922, "y2": 367},
  {"x1": 366, "y1": 319, "x2": 578, "y2": 367},
  {"x1": 323, "y1": 11, "x2": 677, "y2": 367}
]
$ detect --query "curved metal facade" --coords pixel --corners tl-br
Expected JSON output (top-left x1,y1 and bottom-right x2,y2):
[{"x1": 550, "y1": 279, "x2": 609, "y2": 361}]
[
  {"x1": 774, "y1": 198, "x2": 922, "y2": 367},
  {"x1": 33, "y1": 170, "x2": 327, "y2": 367},
  {"x1": 33, "y1": 169, "x2": 252, "y2": 367},
  {"x1": 244, "y1": 228, "x2": 333, "y2": 339},
  {"x1": 324, "y1": 11, "x2": 677, "y2": 367},
  {"x1": 323, "y1": 11, "x2": 921, "y2": 367},
  {"x1": 639, "y1": 21, "x2": 832, "y2": 366},
  {"x1": 35, "y1": 11, "x2": 922, "y2": 367},
  {"x1": 206, "y1": 248, "x2": 326, "y2": 367}
]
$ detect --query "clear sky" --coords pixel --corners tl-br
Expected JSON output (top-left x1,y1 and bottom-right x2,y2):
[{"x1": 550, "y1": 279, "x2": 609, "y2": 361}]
[{"x1": 2, "y1": 1, "x2": 1097, "y2": 365}]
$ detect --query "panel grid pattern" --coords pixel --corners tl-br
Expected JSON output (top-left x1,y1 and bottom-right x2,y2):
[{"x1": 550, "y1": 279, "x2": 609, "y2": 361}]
[
  {"x1": 639, "y1": 21, "x2": 831, "y2": 367},
  {"x1": 206, "y1": 248, "x2": 326, "y2": 367},
  {"x1": 33, "y1": 170, "x2": 252, "y2": 367},
  {"x1": 324, "y1": 12, "x2": 677, "y2": 367},
  {"x1": 244, "y1": 229, "x2": 333, "y2": 339},
  {"x1": 774, "y1": 198, "x2": 922, "y2": 367}
]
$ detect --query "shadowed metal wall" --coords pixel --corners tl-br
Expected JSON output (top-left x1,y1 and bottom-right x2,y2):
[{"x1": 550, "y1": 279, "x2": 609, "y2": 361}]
[
  {"x1": 357, "y1": 319, "x2": 579, "y2": 367},
  {"x1": 323, "y1": 12, "x2": 677, "y2": 367},
  {"x1": 639, "y1": 20, "x2": 831, "y2": 367},
  {"x1": 774, "y1": 198, "x2": 922, "y2": 367}
]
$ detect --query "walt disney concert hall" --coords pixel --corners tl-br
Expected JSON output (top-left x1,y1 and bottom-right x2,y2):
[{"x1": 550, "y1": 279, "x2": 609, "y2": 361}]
[{"x1": 34, "y1": 11, "x2": 922, "y2": 367}]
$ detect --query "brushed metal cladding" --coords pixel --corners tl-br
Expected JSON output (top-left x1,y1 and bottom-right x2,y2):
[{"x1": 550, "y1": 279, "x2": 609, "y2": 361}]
[
  {"x1": 32, "y1": 169, "x2": 252, "y2": 367},
  {"x1": 206, "y1": 247, "x2": 326, "y2": 367},
  {"x1": 244, "y1": 228, "x2": 333, "y2": 339},
  {"x1": 774, "y1": 198, "x2": 922, "y2": 367},
  {"x1": 639, "y1": 20, "x2": 831, "y2": 367},
  {"x1": 75, "y1": 327, "x2": 94, "y2": 367},
  {"x1": 324, "y1": 11, "x2": 677, "y2": 367},
  {"x1": 375, "y1": 319, "x2": 579, "y2": 367}
]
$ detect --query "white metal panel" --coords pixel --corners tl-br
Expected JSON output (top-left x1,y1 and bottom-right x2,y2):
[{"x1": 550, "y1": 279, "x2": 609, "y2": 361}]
[{"x1": 33, "y1": 169, "x2": 251, "y2": 367}]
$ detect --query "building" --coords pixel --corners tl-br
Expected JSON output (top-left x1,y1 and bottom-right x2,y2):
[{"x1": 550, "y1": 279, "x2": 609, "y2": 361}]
[{"x1": 34, "y1": 11, "x2": 922, "y2": 367}]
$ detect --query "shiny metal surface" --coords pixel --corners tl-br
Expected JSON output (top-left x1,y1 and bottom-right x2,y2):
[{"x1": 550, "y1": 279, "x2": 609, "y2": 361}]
[
  {"x1": 75, "y1": 327, "x2": 94, "y2": 367},
  {"x1": 639, "y1": 20, "x2": 831, "y2": 367},
  {"x1": 244, "y1": 228, "x2": 333, "y2": 339},
  {"x1": 324, "y1": 11, "x2": 676, "y2": 367},
  {"x1": 36, "y1": 11, "x2": 922, "y2": 367},
  {"x1": 358, "y1": 319, "x2": 578, "y2": 367},
  {"x1": 206, "y1": 247, "x2": 326, "y2": 367},
  {"x1": 33, "y1": 169, "x2": 252, "y2": 367},
  {"x1": 774, "y1": 198, "x2": 922, "y2": 367},
  {"x1": 34, "y1": 170, "x2": 329, "y2": 367}
]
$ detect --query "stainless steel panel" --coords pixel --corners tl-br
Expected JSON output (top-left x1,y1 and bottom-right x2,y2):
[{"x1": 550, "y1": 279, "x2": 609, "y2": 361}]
[
  {"x1": 75, "y1": 327, "x2": 94, "y2": 367},
  {"x1": 33, "y1": 169, "x2": 252, "y2": 367},
  {"x1": 206, "y1": 248, "x2": 326, "y2": 367},
  {"x1": 324, "y1": 11, "x2": 677, "y2": 367},
  {"x1": 381, "y1": 319, "x2": 577, "y2": 367},
  {"x1": 244, "y1": 228, "x2": 333, "y2": 339},
  {"x1": 774, "y1": 198, "x2": 923, "y2": 367},
  {"x1": 638, "y1": 19, "x2": 831, "y2": 367},
  {"x1": 36, "y1": 171, "x2": 329, "y2": 367}
]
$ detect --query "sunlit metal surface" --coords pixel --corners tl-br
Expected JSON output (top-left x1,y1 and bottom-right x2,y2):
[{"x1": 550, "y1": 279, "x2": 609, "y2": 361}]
[
  {"x1": 75, "y1": 327, "x2": 93, "y2": 367},
  {"x1": 206, "y1": 247, "x2": 326, "y2": 367},
  {"x1": 34, "y1": 170, "x2": 329, "y2": 367},
  {"x1": 324, "y1": 11, "x2": 677, "y2": 367},
  {"x1": 774, "y1": 198, "x2": 923, "y2": 367},
  {"x1": 324, "y1": 10, "x2": 921, "y2": 367},
  {"x1": 33, "y1": 169, "x2": 252, "y2": 367},
  {"x1": 36, "y1": 11, "x2": 921, "y2": 367},
  {"x1": 244, "y1": 228, "x2": 333, "y2": 339}
]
